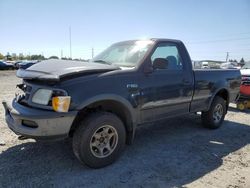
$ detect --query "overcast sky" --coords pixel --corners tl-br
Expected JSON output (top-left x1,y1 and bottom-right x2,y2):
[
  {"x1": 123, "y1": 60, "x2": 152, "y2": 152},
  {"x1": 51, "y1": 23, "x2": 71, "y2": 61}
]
[{"x1": 0, "y1": 0, "x2": 250, "y2": 61}]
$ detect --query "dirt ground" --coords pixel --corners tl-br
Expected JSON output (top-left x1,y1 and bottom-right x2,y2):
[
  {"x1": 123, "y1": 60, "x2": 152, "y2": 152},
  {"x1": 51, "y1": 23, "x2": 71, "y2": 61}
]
[{"x1": 0, "y1": 70, "x2": 249, "y2": 188}]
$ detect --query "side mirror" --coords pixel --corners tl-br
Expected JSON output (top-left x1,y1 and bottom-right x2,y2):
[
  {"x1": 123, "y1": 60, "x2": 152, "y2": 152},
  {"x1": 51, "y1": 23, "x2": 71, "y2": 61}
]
[{"x1": 152, "y1": 58, "x2": 168, "y2": 70}]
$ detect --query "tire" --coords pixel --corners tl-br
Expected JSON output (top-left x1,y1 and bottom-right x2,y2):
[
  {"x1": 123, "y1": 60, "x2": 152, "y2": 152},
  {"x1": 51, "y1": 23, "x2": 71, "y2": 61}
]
[
  {"x1": 72, "y1": 112, "x2": 126, "y2": 168},
  {"x1": 201, "y1": 96, "x2": 227, "y2": 129}
]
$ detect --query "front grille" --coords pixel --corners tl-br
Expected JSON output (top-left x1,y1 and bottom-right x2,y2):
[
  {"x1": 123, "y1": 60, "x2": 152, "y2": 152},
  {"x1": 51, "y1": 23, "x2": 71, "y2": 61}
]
[
  {"x1": 23, "y1": 84, "x2": 32, "y2": 101},
  {"x1": 25, "y1": 93, "x2": 30, "y2": 100},
  {"x1": 26, "y1": 85, "x2": 32, "y2": 92},
  {"x1": 17, "y1": 83, "x2": 32, "y2": 105}
]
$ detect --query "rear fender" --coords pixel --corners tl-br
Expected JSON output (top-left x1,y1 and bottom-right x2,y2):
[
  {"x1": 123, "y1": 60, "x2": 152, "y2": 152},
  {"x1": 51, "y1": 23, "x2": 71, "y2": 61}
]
[{"x1": 207, "y1": 87, "x2": 229, "y2": 111}]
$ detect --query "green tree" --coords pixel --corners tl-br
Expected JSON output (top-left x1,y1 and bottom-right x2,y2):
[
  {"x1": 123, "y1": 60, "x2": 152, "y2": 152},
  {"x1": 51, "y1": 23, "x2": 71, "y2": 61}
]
[
  {"x1": 30, "y1": 54, "x2": 45, "y2": 60},
  {"x1": 0, "y1": 53, "x2": 4, "y2": 59},
  {"x1": 18, "y1": 55, "x2": 25, "y2": 60},
  {"x1": 6, "y1": 53, "x2": 12, "y2": 60},
  {"x1": 240, "y1": 58, "x2": 245, "y2": 63},
  {"x1": 12, "y1": 53, "x2": 17, "y2": 61},
  {"x1": 49, "y1": 56, "x2": 59, "y2": 59}
]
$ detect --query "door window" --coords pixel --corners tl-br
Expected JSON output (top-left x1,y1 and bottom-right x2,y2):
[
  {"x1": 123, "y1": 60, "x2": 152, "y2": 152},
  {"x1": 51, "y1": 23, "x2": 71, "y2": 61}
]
[{"x1": 151, "y1": 44, "x2": 183, "y2": 70}]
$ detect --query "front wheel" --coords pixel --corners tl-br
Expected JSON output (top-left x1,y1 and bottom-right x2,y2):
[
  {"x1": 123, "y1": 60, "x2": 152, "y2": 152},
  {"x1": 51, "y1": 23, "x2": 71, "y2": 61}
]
[
  {"x1": 201, "y1": 96, "x2": 227, "y2": 129},
  {"x1": 72, "y1": 112, "x2": 126, "y2": 168}
]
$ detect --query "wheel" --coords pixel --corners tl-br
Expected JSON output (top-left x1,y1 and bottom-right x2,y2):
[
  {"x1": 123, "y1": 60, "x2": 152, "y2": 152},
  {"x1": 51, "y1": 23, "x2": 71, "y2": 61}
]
[
  {"x1": 72, "y1": 112, "x2": 126, "y2": 168},
  {"x1": 201, "y1": 96, "x2": 226, "y2": 129},
  {"x1": 237, "y1": 103, "x2": 245, "y2": 111}
]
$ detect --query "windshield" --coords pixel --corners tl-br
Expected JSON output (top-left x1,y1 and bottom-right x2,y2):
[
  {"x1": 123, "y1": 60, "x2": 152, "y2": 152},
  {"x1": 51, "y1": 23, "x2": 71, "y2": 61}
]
[
  {"x1": 92, "y1": 40, "x2": 153, "y2": 67},
  {"x1": 242, "y1": 62, "x2": 250, "y2": 69}
]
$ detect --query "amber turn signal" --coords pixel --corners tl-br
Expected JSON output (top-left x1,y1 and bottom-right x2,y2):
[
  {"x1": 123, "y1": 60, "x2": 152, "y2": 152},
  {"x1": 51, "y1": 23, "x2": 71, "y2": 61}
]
[{"x1": 52, "y1": 96, "x2": 71, "y2": 112}]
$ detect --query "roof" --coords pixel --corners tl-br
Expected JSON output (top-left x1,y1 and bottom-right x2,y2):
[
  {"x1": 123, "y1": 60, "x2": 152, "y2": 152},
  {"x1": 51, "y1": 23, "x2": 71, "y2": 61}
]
[
  {"x1": 111, "y1": 38, "x2": 183, "y2": 46},
  {"x1": 150, "y1": 38, "x2": 182, "y2": 43}
]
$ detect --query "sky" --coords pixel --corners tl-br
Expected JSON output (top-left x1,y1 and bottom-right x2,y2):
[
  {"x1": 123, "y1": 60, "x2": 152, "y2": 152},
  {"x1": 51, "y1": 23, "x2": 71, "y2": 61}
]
[{"x1": 0, "y1": 0, "x2": 250, "y2": 61}]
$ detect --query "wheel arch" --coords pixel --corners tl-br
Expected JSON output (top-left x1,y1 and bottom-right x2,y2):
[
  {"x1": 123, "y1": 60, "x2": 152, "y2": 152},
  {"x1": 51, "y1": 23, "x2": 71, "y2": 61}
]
[
  {"x1": 209, "y1": 88, "x2": 229, "y2": 111},
  {"x1": 70, "y1": 94, "x2": 137, "y2": 144}
]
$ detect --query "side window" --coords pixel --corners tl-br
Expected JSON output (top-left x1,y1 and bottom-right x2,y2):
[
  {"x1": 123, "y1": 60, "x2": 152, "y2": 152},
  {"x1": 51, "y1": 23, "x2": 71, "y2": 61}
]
[{"x1": 151, "y1": 44, "x2": 183, "y2": 70}]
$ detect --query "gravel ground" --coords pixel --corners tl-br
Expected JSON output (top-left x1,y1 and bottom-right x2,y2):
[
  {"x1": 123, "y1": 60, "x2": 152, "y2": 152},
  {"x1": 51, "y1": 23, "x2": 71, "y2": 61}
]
[{"x1": 0, "y1": 71, "x2": 249, "y2": 188}]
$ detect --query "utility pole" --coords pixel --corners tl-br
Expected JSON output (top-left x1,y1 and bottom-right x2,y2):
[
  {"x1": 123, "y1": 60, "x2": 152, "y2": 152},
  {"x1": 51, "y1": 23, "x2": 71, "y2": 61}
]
[
  {"x1": 69, "y1": 26, "x2": 72, "y2": 59},
  {"x1": 61, "y1": 49, "x2": 63, "y2": 59},
  {"x1": 41, "y1": 52, "x2": 44, "y2": 60},
  {"x1": 226, "y1": 52, "x2": 229, "y2": 62},
  {"x1": 92, "y1": 48, "x2": 94, "y2": 58}
]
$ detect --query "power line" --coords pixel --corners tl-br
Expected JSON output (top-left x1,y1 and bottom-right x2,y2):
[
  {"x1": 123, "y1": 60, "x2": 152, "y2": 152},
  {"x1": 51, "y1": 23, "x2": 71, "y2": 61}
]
[
  {"x1": 190, "y1": 48, "x2": 250, "y2": 54},
  {"x1": 203, "y1": 31, "x2": 250, "y2": 39},
  {"x1": 187, "y1": 37, "x2": 250, "y2": 44},
  {"x1": 186, "y1": 31, "x2": 250, "y2": 44}
]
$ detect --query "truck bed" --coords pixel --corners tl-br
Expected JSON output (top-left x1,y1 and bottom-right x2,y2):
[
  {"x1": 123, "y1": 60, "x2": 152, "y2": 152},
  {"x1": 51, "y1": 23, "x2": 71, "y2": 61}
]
[{"x1": 190, "y1": 69, "x2": 241, "y2": 112}]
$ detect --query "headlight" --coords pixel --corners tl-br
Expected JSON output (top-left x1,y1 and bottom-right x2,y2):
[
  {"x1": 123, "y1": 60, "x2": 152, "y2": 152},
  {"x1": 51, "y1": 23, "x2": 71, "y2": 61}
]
[
  {"x1": 32, "y1": 89, "x2": 53, "y2": 105},
  {"x1": 32, "y1": 88, "x2": 71, "y2": 112}
]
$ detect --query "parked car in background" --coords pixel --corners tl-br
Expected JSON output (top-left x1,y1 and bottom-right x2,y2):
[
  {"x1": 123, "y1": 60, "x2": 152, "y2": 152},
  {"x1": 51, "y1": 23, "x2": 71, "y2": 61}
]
[
  {"x1": 240, "y1": 61, "x2": 250, "y2": 72},
  {"x1": 14, "y1": 61, "x2": 23, "y2": 69},
  {"x1": 220, "y1": 62, "x2": 237, "y2": 69},
  {"x1": 237, "y1": 62, "x2": 250, "y2": 110},
  {"x1": 201, "y1": 61, "x2": 209, "y2": 69},
  {"x1": 0, "y1": 61, "x2": 15, "y2": 70},
  {"x1": 192, "y1": 60, "x2": 220, "y2": 69},
  {"x1": 16, "y1": 61, "x2": 37, "y2": 69},
  {"x1": 192, "y1": 61, "x2": 202, "y2": 69},
  {"x1": 6, "y1": 61, "x2": 15, "y2": 65},
  {"x1": 240, "y1": 62, "x2": 250, "y2": 89}
]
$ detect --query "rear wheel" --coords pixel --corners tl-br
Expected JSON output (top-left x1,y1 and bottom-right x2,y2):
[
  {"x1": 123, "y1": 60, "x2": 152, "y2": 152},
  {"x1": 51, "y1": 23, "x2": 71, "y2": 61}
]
[
  {"x1": 72, "y1": 112, "x2": 126, "y2": 168},
  {"x1": 201, "y1": 96, "x2": 226, "y2": 129}
]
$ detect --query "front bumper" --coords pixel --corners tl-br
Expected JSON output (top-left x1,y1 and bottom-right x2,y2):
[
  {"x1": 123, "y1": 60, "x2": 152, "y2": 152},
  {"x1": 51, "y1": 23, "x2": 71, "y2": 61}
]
[{"x1": 2, "y1": 100, "x2": 78, "y2": 140}]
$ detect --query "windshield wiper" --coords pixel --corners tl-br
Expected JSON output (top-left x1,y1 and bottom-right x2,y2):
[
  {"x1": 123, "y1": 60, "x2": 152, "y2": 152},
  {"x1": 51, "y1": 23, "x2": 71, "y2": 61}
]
[{"x1": 93, "y1": 60, "x2": 112, "y2": 65}]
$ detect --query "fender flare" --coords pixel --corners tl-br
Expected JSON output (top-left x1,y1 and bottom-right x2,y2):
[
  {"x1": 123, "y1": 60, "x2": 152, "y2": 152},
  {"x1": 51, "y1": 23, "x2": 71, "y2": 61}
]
[
  {"x1": 208, "y1": 87, "x2": 229, "y2": 110},
  {"x1": 76, "y1": 93, "x2": 137, "y2": 132},
  {"x1": 74, "y1": 94, "x2": 137, "y2": 144}
]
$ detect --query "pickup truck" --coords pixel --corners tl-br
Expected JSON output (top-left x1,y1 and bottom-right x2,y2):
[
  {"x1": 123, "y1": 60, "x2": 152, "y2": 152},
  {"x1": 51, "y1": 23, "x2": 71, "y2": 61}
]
[{"x1": 3, "y1": 39, "x2": 241, "y2": 168}]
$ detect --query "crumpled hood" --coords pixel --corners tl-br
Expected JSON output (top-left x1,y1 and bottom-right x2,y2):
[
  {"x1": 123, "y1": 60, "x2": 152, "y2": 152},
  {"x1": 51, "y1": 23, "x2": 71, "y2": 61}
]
[{"x1": 16, "y1": 59, "x2": 120, "y2": 81}]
